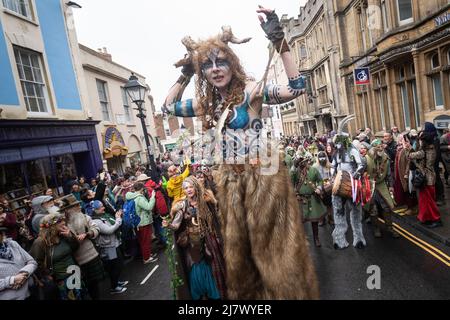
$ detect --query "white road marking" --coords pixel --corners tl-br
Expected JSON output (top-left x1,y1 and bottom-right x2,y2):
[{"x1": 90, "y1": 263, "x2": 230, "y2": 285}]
[{"x1": 140, "y1": 264, "x2": 159, "y2": 285}]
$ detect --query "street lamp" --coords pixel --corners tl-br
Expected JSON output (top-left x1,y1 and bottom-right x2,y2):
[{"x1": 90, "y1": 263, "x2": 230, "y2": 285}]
[{"x1": 124, "y1": 73, "x2": 157, "y2": 175}]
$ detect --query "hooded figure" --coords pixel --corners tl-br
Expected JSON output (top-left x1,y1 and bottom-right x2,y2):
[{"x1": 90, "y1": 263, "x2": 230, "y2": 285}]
[{"x1": 31, "y1": 196, "x2": 59, "y2": 235}]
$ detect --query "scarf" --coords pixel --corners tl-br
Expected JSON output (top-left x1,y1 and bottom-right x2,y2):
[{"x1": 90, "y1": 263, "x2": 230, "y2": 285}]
[{"x1": 0, "y1": 241, "x2": 13, "y2": 261}]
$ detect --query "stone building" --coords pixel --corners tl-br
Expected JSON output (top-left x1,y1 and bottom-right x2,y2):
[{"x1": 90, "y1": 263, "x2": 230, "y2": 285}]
[
  {"x1": 336, "y1": 0, "x2": 450, "y2": 133},
  {"x1": 267, "y1": 0, "x2": 345, "y2": 137},
  {"x1": 78, "y1": 44, "x2": 158, "y2": 174}
]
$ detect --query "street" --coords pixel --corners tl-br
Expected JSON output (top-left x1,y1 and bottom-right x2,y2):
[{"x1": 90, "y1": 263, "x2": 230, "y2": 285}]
[{"x1": 98, "y1": 213, "x2": 450, "y2": 300}]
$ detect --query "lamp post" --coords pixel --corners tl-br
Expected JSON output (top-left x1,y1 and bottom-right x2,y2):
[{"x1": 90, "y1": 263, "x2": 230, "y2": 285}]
[{"x1": 124, "y1": 73, "x2": 157, "y2": 174}]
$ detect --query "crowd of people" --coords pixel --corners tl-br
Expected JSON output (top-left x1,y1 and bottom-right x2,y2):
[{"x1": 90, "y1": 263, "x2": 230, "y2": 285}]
[
  {"x1": 282, "y1": 121, "x2": 447, "y2": 248},
  {"x1": 0, "y1": 151, "x2": 228, "y2": 300}
]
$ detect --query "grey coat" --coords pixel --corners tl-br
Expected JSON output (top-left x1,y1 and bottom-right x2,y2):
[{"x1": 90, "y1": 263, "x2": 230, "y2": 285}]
[{"x1": 0, "y1": 239, "x2": 37, "y2": 300}]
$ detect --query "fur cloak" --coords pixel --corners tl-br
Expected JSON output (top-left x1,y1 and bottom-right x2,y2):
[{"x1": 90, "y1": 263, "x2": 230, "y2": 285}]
[{"x1": 213, "y1": 153, "x2": 320, "y2": 300}]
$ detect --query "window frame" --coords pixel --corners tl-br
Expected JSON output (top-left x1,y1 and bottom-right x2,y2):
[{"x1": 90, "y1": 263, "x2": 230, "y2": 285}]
[
  {"x1": 2, "y1": 0, "x2": 33, "y2": 20},
  {"x1": 96, "y1": 79, "x2": 112, "y2": 122},
  {"x1": 121, "y1": 87, "x2": 133, "y2": 124},
  {"x1": 14, "y1": 46, "x2": 51, "y2": 115},
  {"x1": 396, "y1": 0, "x2": 413, "y2": 26}
]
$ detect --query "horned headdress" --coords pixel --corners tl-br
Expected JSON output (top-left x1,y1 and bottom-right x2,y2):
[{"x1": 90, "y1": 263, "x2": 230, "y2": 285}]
[
  {"x1": 333, "y1": 114, "x2": 356, "y2": 146},
  {"x1": 174, "y1": 26, "x2": 251, "y2": 69}
]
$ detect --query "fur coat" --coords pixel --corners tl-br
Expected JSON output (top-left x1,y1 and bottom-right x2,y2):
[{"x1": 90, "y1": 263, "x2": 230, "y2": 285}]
[{"x1": 213, "y1": 153, "x2": 319, "y2": 300}]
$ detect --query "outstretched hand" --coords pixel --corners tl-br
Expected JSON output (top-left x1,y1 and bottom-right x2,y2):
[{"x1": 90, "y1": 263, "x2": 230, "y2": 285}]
[
  {"x1": 256, "y1": 5, "x2": 274, "y2": 24},
  {"x1": 256, "y1": 5, "x2": 284, "y2": 45}
]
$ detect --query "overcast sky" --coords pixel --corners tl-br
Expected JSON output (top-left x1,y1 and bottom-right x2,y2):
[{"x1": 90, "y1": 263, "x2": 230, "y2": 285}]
[{"x1": 72, "y1": 0, "x2": 307, "y2": 109}]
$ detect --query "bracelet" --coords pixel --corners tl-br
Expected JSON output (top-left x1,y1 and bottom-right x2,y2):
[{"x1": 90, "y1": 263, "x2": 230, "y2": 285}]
[{"x1": 176, "y1": 74, "x2": 192, "y2": 86}]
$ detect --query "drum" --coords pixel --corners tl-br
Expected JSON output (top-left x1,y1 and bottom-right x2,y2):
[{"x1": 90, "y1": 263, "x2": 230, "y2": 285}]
[{"x1": 332, "y1": 171, "x2": 353, "y2": 199}]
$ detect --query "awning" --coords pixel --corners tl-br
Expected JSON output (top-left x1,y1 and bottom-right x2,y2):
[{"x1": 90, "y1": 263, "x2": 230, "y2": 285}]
[{"x1": 103, "y1": 127, "x2": 128, "y2": 159}]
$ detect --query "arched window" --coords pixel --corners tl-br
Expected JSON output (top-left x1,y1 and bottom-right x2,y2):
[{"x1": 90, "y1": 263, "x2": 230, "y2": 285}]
[{"x1": 431, "y1": 53, "x2": 440, "y2": 69}]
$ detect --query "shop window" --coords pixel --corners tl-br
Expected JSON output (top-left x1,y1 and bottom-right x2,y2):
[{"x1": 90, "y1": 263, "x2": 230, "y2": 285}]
[
  {"x1": 14, "y1": 47, "x2": 50, "y2": 114},
  {"x1": 396, "y1": 0, "x2": 413, "y2": 26},
  {"x1": 2, "y1": 0, "x2": 33, "y2": 20}
]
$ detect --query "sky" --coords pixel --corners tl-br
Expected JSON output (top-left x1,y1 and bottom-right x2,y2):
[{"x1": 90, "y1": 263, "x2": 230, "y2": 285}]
[{"x1": 72, "y1": 0, "x2": 307, "y2": 110}]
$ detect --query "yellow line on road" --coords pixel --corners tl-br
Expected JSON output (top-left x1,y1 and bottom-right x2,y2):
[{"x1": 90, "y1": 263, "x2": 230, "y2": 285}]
[
  {"x1": 393, "y1": 228, "x2": 450, "y2": 267},
  {"x1": 377, "y1": 218, "x2": 450, "y2": 267},
  {"x1": 392, "y1": 223, "x2": 450, "y2": 261}
]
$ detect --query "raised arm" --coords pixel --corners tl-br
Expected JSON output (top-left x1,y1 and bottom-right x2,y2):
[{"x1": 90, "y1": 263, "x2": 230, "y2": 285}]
[
  {"x1": 257, "y1": 6, "x2": 307, "y2": 105},
  {"x1": 162, "y1": 64, "x2": 204, "y2": 117}
]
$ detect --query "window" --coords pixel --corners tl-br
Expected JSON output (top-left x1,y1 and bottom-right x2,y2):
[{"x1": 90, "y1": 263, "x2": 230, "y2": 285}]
[
  {"x1": 432, "y1": 74, "x2": 444, "y2": 109},
  {"x1": 431, "y1": 53, "x2": 440, "y2": 69},
  {"x1": 2, "y1": 0, "x2": 32, "y2": 19},
  {"x1": 299, "y1": 44, "x2": 307, "y2": 59},
  {"x1": 121, "y1": 87, "x2": 133, "y2": 123},
  {"x1": 96, "y1": 80, "x2": 111, "y2": 121},
  {"x1": 447, "y1": 49, "x2": 450, "y2": 65},
  {"x1": 396, "y1": 0, "x2": 413, "y2": 25},
  {"x1": 381, "y1": 0, "x2": 390, "y2": 31},
  {"x1": 398, "y1": 66, "x2": 406, "y2": 80},
  {"x1": 14, "y1": 47, "x2": 49, "y2": 113}
]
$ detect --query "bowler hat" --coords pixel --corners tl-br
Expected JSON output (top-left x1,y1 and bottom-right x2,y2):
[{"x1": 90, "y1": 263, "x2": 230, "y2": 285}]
[{"x1": 57, "y1": 194, "x2": 81, "y2": 212}]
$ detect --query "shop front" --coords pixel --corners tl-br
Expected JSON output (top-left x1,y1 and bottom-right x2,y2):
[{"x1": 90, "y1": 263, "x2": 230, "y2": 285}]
[
  {"x1": 0, "y1": 120, "x2": 102, "y2": 209},
  {"x1": 103, "y1": 127, "x2": 128, "y2": 175}
]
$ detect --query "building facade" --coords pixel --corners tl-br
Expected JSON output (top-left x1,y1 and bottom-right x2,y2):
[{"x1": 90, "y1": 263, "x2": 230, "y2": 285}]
[
  {"x1": 78, "y1": 44, "x2": 159, "y2": 174},
  {"x1": 336, "y1": 0, "x2": 450, "y2": 134},
  {"x1": 0, "y1": 0, "x2": 102, "y2": 201},
  {"x1": 267, "y1": 0, "x2": 345, "y2": 137}
]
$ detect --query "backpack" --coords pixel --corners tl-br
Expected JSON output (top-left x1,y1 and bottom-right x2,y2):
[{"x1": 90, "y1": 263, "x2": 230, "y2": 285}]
[{"x1": 122, "y1": 199, "x2": 140, "y2": 228}]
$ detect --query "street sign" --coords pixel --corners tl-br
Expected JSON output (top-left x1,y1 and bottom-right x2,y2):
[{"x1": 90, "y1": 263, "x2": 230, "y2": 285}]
[{"x1": 354, "y1": 67, "x2": 370, "y2": 85}]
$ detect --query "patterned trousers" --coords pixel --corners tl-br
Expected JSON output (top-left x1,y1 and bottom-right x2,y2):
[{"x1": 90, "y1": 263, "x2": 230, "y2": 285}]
[{"x1": 332, "y1": 195, "x2": 366, "y2": 248}]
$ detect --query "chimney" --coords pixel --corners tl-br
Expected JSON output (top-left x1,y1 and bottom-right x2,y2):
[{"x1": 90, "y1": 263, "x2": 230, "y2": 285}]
[{"x1": 97, "y1": 47, "x2": 112, "y2": 61}]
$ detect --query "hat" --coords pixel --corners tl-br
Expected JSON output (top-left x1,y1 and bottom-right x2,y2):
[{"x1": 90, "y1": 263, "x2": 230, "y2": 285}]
[
  {"x1": 57, "y1": 194, "x2": 81, "y2": 212},
  {"x1": 409, "y1": 129, "x2": 418, "y2": 137},
  {"x1": 31, "y1": 195, "x2": 53, "y2": 207},
  {"x1": 423, "y1": 122, "x2": 437, "y2": 134},
  {"x1": 40, "y1": 213, "x2": 65, "y2": 229},
  {"x1": 136, "y1": 173, "x2": 151, "y2": 182},
  {"x1": 91, "y1": 200, "x2": 103, "y2": 211},
  {"x1": 371, "y1": 139, "x2": 383, "y2": 147}
]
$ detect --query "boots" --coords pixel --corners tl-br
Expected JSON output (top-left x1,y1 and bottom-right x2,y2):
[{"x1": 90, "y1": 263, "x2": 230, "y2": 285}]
[
  {"x1": 384, "y1": 214, "x2": 400, "y2": 238},
  {"x1": 312, "y1": 222, "x2": 321, "y2": 247},
  {"x1": 370, "y1": 215, "x2": 382, "y2": 238}
]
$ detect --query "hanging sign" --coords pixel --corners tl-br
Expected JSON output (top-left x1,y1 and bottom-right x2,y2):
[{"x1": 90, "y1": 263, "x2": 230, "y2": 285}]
[{"x1": 354, "y1": 67, "x2": 370, "y2": 85}]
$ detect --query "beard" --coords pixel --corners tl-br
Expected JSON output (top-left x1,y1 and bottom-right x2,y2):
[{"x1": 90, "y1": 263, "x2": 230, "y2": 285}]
[{"x1": 46, "y1": 206, "x2": 60, "y2": 215}]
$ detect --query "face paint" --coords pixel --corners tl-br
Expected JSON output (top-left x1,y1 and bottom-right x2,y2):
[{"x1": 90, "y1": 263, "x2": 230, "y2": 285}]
[{"x1": 201, "y1": 48, "x2": 230, "y2": 74}]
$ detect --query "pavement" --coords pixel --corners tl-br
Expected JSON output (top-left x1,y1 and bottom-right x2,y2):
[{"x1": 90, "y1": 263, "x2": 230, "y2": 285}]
[{"x1": 393, "y1": 183, "x2": 450, "y2": 247}]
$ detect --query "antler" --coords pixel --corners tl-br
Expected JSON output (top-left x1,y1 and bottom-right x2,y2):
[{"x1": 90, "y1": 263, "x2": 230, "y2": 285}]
[
  {"x1": 337, "y1": 114, "x2": 355, "y2": 134},
  {"x1": 174, "y1": 36, "x2": 199, "y2": 68},
  {"x1": 220, "y1": 26, "x2": 252, "y2": 45}
]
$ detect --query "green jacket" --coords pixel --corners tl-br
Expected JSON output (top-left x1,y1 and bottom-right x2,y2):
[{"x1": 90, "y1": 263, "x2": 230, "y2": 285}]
[
  {"x1": 125, "y1": 192, "x2": 156, "y2": 227},
  {"x1": 365, "y1": 152, "x2": 395, "y2": 209}
]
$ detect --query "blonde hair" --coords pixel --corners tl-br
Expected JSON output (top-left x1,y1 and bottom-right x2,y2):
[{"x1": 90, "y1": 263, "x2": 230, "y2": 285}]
[{"x1": 180, "y1": 176, "x2": 216, "y2": 237}]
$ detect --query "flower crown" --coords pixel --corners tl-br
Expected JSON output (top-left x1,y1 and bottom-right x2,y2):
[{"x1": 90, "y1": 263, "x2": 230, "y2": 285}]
[{"x1": 40, "y1": 216, "x2": 65, "y2": 229}]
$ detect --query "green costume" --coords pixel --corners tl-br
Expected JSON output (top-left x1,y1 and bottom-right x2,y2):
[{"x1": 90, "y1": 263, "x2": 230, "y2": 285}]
[
  {"x1": 297, "y1": 166, "x2": 327, "y2": 222},
  {"x1": 365, "y1": 148, "x2": 399, "y2": 238}
]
